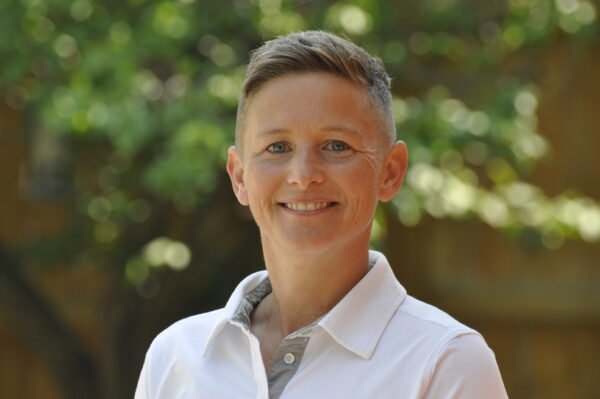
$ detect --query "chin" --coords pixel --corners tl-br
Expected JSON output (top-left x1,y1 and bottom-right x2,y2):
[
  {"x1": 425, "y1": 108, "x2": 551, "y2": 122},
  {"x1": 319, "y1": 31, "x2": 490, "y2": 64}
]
[
  {"x1": 266, "y1": 231, "x2": 332, "y2": 253},
  {"x1": 281, "y1": 231, "x2": 363, "y2": 255}
]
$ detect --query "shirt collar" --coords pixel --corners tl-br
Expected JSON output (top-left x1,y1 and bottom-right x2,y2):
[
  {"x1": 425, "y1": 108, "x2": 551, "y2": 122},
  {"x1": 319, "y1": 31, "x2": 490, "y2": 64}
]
[
  {"x1": 201, "y1": 270, "x2": 269, "y2": 356},
  {"x1": 202, "y1": 250, "x2": 406, "y2": 359},
  {"x1": 318, "y1": 250, "x2": 406, "y2": 359}
]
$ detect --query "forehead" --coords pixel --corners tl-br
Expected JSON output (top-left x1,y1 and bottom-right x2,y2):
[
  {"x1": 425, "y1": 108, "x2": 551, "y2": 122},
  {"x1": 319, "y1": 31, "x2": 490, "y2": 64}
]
[{"x1": 241, "y1": 72, "x2": 379, "y2": 143}]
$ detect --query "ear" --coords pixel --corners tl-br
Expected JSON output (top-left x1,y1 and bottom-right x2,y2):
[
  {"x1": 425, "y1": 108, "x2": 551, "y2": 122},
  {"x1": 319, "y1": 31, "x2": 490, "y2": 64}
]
[
  {"x1": 226, "y1": 146, "x2": 249, "y2": 206},
  {"x1": 378, "y1": 141, "x2": 408, "y2": 202}
]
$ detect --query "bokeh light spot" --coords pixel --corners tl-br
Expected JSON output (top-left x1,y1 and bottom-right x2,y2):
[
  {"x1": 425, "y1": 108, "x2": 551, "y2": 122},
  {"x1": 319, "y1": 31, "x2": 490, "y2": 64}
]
[
  {"x1": 54, "y1": 34, "x2": 78, "y2": 58},
  {"x1": 70, "y1": 0, "x2": 93, "y2": 22},
  {"x1": 338, "y1": 5, "x2": 372, "y2": 35}
]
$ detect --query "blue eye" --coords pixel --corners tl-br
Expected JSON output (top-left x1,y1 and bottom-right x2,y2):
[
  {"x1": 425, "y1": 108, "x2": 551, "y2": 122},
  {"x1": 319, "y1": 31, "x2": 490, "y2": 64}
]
[
  {"x1": 326, "y1": 140, "x2": 350, "y2": 152},
  {"x1": 267, "y1": 142, "x2": 290, "y2": 153}
]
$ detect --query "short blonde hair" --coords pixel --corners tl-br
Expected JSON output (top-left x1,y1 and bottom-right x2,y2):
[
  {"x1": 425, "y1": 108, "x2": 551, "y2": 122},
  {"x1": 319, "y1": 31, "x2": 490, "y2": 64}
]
[{"x1": 235, "y1": 31, "x2": 395, "y2": 149}]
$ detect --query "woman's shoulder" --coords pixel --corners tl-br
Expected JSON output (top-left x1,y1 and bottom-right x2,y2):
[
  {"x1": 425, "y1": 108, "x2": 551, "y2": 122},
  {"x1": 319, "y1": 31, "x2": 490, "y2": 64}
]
[{"x1": 148, "y1": 308, "x2": 226, "y2": 355}]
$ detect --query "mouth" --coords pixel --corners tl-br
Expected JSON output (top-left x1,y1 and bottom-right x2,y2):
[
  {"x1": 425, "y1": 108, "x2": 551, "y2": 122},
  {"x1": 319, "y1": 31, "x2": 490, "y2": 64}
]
[{"x1": 279, "y1": 201, "x2": 337, "y2": 212}]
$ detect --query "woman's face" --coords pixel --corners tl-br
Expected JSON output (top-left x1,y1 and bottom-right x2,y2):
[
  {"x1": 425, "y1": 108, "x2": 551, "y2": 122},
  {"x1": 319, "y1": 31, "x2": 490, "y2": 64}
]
[{"x1": 227, "y1": 72, "x2": 407, "y2": 254}]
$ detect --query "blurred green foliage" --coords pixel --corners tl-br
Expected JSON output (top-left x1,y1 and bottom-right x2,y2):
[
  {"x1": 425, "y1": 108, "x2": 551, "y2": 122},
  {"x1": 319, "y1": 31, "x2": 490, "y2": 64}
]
[{"x1": 2, "y1": 0, "x2": 600, "y2": 287}]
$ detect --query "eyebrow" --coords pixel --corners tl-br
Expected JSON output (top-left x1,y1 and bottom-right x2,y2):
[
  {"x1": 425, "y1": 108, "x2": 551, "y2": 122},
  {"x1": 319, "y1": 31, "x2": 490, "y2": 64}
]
[
  {"x1": 258, "y1": 128, "x2": 288, "y2": 136},
  {"x1": 258, "y1": 126, "x2": 364, "y2": 137},
  {"x1": 320, "y1": 125, "x2": 364, "y2": 136}
]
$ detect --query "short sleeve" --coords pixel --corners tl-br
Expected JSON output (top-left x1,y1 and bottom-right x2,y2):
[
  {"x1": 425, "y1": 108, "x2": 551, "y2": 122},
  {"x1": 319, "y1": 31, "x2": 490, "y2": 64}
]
[{"x1": 422, "y1": 333, "x2": 508, "y2": 399}]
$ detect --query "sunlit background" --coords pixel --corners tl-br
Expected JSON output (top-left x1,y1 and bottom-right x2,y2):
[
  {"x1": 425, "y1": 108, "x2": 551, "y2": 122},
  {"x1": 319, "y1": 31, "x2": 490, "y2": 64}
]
[{"x1": 1, "y1": 0, "x2": 599, "y2": 398}]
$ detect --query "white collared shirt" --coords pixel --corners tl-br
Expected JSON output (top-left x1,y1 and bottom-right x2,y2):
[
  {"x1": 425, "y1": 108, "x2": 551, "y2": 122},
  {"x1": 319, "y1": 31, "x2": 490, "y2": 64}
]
[{"x1": 135, "y1": 251, "x2": 508, "y2": 399}]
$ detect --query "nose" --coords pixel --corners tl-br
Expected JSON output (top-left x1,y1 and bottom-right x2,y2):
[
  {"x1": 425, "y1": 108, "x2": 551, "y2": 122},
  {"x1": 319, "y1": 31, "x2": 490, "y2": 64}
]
[{"x1": 286, "y1": 148, "x2": 324, "y2": 189}]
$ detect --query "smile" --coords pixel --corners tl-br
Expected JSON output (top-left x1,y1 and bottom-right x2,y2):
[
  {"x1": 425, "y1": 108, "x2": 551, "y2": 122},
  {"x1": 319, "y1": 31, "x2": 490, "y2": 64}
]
[{"x1": 282, "y1": 202, "x2": 336, "y2": 211}]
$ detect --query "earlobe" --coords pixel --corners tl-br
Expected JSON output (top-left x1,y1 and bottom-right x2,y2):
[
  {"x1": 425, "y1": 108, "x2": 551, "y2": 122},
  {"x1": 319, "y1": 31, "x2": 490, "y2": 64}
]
[
  {"x1": 226, "y1": 146, "x2": 249, "y2": 206},
  {"x1": 379, "y1": 141, "x2": 408, "y2": 202}
]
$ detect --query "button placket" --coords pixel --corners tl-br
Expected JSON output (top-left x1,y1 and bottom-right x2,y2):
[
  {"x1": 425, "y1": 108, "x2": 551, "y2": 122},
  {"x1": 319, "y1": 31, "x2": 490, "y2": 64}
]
[{"x1": 267, "y1": 336, "x2": 309, "y2": 399}]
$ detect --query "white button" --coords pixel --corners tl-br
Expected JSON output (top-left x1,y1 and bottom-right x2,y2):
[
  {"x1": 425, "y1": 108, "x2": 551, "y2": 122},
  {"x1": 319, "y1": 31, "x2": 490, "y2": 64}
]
[{"x1": 283, "y1": 352, "x2": 295, "y2": 365}]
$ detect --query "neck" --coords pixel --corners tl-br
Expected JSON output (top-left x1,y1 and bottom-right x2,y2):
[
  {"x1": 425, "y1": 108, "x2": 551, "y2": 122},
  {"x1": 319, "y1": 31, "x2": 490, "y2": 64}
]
[{"x1": 259, "y1": 236, "x2": 371, "y2": 336}]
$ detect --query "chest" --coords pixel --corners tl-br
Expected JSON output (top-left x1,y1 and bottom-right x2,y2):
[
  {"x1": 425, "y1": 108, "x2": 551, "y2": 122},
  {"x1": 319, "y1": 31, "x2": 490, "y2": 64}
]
[{"x1": 155, "y1": 330, "x2": 428, "y2": 399}]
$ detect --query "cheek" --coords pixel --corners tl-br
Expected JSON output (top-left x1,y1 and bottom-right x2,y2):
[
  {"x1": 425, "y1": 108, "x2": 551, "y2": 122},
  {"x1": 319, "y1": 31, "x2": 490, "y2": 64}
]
[
  {"x1": 339, "y1": 158, "x2": 381, "y2": 192},
  {"x1": 244, "y1": 164, "x2": 279, "y2": 204},
  {"x1": 336, "y1": 161, "x2": 381, "y2": 218}
]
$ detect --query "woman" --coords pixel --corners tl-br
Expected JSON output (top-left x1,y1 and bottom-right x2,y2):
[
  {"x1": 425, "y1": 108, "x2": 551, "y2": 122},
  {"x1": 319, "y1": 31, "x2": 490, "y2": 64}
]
[{"x1": 135, "y1": 30, "x2": 508, "y2": 399}]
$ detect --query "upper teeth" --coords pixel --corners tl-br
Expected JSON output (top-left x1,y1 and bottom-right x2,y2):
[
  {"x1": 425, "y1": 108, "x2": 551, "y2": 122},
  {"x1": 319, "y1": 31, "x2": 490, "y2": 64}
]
[{"x1": 285, "y1": 202, "x2": 330, "y2": 211}]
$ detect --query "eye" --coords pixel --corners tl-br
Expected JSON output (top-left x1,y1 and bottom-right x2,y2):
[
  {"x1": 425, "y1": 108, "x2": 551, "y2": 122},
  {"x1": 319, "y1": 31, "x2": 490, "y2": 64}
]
[
  {"x1": 267, "y1": 142, "x2": 290, "y2": 153},
  {"x1": 325, "y1": 140, "x2": 351, "y2": 152}
]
